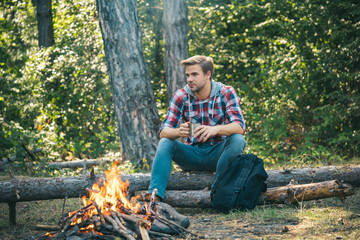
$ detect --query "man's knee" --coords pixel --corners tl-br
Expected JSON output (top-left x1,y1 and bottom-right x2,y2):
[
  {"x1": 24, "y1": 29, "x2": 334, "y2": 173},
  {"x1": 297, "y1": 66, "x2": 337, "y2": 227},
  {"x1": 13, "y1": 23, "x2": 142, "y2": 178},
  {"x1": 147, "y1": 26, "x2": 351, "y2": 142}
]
[
  {"x1": 230, "y1": 133, "x2": 245, "y2": 143},
  {"x1": 228, "y1": 133, "x2": 246, "y2": 152},
  {"x1": 157, "y1": 138, "x2": 176, "y2": 151}
]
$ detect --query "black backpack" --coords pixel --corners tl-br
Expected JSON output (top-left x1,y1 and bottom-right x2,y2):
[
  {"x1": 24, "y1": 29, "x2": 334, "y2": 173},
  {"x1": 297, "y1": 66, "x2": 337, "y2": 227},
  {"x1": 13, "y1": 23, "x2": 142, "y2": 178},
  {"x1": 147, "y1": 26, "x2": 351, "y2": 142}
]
[{"x1": 210, "y1": 154, "x2": 268, "y2": 212}]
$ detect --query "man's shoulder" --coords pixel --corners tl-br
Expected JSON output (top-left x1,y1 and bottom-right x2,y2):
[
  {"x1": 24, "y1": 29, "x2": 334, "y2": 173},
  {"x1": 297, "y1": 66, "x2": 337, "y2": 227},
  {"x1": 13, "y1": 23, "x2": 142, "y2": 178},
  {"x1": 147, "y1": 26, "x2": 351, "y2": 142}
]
[
  {"x1": 170, "y1": 88, "x2": 188, "y2": 102},
  {"x1": 218, "y1": 84, "x2": 237, "y2": 96},
  {"x1": 175, "y1": 88, "x2": 187, "y2": 95},
  {"x1": 173, "y1": 88, "x2": 188, "y2": 97}
]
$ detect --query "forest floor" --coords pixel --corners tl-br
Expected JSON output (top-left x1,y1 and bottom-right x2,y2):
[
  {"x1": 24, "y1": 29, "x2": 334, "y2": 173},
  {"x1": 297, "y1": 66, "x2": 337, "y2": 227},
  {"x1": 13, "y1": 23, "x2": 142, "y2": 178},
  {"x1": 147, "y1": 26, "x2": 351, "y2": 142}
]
[{"x1": 0, "y1": 188, "x2": 359, "y2": 240}]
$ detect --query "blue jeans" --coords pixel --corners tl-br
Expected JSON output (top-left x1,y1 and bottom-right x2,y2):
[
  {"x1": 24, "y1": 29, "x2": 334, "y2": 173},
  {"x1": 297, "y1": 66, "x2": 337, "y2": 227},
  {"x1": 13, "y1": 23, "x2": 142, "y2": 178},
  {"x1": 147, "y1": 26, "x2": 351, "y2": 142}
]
[{"x1": 148, "y1": 134, "x2": 246, "y2": 199}]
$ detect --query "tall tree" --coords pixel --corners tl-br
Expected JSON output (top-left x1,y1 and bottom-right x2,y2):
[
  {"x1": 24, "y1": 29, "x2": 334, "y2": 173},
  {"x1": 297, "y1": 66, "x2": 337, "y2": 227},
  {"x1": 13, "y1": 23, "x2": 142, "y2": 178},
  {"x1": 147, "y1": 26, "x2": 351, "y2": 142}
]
[
  {"x1": 163, "y1": 0, "x2": 189, "y2": 101},
  {"x1": 35, "y1": 0, "x2": 54, "y2": 47},
  {"x1": 96, "y1": 0, "x2": 160, "y2": 168}
]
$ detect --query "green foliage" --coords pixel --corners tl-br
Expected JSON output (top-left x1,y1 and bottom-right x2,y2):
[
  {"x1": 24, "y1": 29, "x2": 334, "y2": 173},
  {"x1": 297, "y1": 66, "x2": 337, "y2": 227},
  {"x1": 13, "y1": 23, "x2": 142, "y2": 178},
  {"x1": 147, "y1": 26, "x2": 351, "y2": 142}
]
[
  {"x1": 1, "y1": 0, "x2": 37, "y2": 160},
  {"x1": 137, "y1": 0, "x2": 167, "y2": 120},
  {"x1": 187, "y1": 0, "x2": 360, "y2": 164},
  {"x1": 1, "y1": 0, "x2": 359, "y2": 173},
  {"x1": 1, "y1": 0, "x2": 118, "y2": 164}
]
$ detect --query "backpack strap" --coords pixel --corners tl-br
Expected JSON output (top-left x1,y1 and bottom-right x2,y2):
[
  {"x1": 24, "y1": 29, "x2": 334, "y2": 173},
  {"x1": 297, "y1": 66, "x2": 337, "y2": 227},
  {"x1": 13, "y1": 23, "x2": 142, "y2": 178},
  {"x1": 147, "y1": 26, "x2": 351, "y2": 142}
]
[
  {"x1": 211, "y1": 154, "x2": 239, "y2": 193},
  {"x1": 229, "y1": 154, "x2": 255, "y2": 208}
]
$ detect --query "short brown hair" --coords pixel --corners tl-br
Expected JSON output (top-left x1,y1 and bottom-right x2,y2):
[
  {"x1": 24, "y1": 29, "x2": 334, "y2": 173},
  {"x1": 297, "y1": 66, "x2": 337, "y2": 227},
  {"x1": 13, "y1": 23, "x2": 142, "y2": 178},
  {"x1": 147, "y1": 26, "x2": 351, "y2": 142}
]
[{"x1": 181, "y1": 55, "x2": 214, "y2": 79}]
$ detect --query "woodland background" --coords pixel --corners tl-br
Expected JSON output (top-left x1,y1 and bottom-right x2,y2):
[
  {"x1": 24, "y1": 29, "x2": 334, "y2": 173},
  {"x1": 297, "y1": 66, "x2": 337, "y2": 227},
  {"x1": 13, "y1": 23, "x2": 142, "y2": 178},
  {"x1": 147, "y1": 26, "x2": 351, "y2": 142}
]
[{"x1": 1, "y1": 0, "x2": 359, "y2": 175}]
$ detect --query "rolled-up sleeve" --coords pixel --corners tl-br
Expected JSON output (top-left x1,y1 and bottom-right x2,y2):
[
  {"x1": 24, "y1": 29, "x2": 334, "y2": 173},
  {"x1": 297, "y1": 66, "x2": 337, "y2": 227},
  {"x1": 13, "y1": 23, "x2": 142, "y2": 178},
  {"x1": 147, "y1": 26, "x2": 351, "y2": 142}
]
[
  {"x1": 159, "y1": 90, "x2": 185, "y2": 134},
  {"x1": 224, "y1": 87, "x2": 246, "y2": 131}
]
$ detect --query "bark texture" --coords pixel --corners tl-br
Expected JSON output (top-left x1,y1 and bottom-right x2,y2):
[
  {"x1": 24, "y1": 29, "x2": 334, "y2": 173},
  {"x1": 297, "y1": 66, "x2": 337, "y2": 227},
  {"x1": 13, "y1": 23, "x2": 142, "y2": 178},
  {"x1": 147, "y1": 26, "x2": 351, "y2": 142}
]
[
  {"x1": 36, "y1": 0, "x2": 54, "y2": 47},
  {"x1": 265, "y1": 165, "x2": 360, "y2": 188},
  {"x1": 96, "y1": 0, "x2": 160, "y2": 167},
  {"x1": 259, "y1": 180, "x2": 354, "y2": 204},
  {"x1": 137, "y1": 180, "x2": 355, "y2": 208},
  {"x1": 0, "y1": 165, "x2": 359, "y2": 203},
  {"x1": 48, "y1": 159, "x2": 111, "y2": 169},
  {"x1": 0, "y1": 176, "x2": 94, "y2": 203},
  {"x1": 163, "y1": 0, "x2": 189, "y2": 101},
  {"x1": 127, "y1": 164, "x2": 360, "y2": 191}
]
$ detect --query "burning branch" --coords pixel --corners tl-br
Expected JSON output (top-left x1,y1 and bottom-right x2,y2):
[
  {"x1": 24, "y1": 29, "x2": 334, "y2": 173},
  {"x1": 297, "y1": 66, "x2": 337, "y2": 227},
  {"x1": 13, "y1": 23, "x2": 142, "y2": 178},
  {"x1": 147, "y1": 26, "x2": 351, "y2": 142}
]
[{"x1": 39, "y1": 163, "x2": 192, "y2": 240}]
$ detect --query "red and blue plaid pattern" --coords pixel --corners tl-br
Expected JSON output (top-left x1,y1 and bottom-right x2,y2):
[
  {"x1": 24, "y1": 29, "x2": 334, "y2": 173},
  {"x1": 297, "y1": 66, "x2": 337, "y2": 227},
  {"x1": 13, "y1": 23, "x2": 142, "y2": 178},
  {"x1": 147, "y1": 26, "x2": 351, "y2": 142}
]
[{"x1": 160, "y1": 85, "x2": 246, "y2": 146}]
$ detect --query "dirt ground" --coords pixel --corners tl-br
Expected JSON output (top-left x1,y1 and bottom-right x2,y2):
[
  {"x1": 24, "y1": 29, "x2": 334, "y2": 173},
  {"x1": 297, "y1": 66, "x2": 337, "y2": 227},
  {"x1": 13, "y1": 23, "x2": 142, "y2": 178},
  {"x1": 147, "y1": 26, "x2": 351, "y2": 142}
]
[
  {"x1": 1, "y1": 189, "x2": 359, "y2": 240},
  {"x1": 182, "y1": 195, "x2": 360, "y2": 240},
  {"x1": 181, "y1": 208, "x2": 299, "y2": 239}
]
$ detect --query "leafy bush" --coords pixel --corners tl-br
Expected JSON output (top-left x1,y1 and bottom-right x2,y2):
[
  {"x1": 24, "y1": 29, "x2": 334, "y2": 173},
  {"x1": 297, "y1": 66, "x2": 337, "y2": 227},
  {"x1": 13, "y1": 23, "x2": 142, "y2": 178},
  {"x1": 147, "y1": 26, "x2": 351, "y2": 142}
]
[
  {"x1": 187, "y1": 0, "x2": 360, "y2": 164},
  {"x1": 1, "y1": 0, "x2": 118, "y2": 164},
  {"x1": 1, "y1": 0, "x2": 358, "y2": 173}
]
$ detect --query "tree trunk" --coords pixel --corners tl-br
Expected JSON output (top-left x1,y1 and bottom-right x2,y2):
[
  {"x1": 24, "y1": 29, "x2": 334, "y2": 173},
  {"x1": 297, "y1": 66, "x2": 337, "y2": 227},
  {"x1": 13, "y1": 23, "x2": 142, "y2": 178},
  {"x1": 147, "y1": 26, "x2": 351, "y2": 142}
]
[
  {"x1": 96, "y1": 0, "x2": 160, "y2": 167},
  {"x1": 163, "y1": 0, "x2": 189, "y2": 101},
  {"x1": 0, "y1": 165, "x2": 359, "y2": 203},
  {"x1": 136, "y1": 180, "x2": 355, "y2": 208},
  {"x1": 36, "y1": 0, "x2": 54, "y2": 47}
]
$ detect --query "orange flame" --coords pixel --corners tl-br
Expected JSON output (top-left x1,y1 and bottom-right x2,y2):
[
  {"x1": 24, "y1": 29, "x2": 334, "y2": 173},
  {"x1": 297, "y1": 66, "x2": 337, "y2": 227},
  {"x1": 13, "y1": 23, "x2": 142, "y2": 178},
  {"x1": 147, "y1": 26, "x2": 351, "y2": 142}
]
[{"x1": 67, "y1": 162, "x2": 151, "y2": 230}]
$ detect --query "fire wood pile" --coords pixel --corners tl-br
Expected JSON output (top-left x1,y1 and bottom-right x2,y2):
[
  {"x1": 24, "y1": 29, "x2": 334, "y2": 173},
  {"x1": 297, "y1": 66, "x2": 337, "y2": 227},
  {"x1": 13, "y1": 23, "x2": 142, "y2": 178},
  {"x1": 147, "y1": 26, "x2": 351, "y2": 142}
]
[{"x1": 38, "y1": 164, "x2": 194, "y2": 240}]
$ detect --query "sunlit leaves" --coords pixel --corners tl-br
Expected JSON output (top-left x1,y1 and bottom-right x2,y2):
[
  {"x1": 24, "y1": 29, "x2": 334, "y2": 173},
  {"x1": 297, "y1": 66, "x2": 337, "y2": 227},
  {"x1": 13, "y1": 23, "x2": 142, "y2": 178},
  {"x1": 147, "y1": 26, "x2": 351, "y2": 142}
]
[
  {"x1": 1, "y1": 0, "x2": 358, "y2": 167},
  {"x1": 1, "y1": 0, "x2": 117, "y2": 162},
  {"x1": 187, "y1": 0, "x2": 359, "y2": 162}
]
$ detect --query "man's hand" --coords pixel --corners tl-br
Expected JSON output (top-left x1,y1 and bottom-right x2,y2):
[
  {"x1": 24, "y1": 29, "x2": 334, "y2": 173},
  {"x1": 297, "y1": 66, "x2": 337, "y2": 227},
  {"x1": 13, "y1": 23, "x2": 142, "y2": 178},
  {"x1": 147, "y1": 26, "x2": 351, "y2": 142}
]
[
  {"x1": 194, "y1": 125, "x2": 219, "y2": 142},
  {"x1": 179, "y1": 122, "x2": 191, "y2": 138},
  {"x1": 193, "y1": 122, "x2": 244, "y2": 142},
  {"x1": 160, "y1": 122, "x2": 243, "y2": 140}
]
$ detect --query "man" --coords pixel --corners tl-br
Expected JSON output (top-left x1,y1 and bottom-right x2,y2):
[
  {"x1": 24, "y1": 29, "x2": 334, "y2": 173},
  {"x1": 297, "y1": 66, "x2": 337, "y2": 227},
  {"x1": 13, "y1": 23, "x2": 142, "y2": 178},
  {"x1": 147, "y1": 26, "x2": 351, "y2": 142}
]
[{"x1": 147, "y1": 55, "x2": 246, "y2": 201}]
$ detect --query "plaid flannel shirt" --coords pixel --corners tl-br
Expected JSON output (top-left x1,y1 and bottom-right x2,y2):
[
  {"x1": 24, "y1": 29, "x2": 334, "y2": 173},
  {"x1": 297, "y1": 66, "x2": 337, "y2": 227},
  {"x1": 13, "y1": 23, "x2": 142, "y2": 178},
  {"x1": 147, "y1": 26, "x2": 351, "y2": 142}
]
[{"x1": 160, "y1": 82, "x2": 246, "y2": 146}]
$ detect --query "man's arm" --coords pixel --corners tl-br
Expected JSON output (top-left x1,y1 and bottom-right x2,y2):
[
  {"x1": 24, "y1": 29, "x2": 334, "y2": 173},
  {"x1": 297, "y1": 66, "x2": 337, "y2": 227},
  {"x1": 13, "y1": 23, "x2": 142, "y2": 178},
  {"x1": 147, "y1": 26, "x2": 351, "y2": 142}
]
[
  {"x1": 159, "y1": 89, "x2": 188, "y2": 138},
  {"x1": 223, "y1": 86, "x2": 246, "y2": 133},
  {"x1": 160, "y1": 122, "x2": 192, "y2": 139},
  {"x1": 212, "y1": 122, "x2": 244, "y2": 136},
  {"x1": 194, "y1": 122, "x2": 244, "y2": 142}
]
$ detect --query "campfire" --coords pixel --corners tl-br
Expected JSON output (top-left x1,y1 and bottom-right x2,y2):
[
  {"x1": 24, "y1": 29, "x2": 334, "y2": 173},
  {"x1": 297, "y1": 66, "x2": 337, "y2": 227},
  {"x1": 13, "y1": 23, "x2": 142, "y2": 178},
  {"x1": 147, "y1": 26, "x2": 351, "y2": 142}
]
[{"x1": 39, "y1": 163, "x2": 192, "y2": 240}]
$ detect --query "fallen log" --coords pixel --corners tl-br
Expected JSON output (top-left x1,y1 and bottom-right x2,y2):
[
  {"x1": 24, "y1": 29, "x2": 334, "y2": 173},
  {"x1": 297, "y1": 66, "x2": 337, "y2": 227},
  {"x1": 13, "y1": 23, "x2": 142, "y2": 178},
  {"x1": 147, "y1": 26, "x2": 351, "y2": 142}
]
[
  {"x1": 0, "y1": 175, "x2": 95, "y2": 203},
  {"x1": 259, "y1": 180, "x2": 355, "y2": 204},
  {"x1": 1, "y1": 148, "x2": 42, "y2": 163},
  {"x1": 136, "y1": 180, "x2": 355, "y2": 208},
  {"x1": 125, "y1": 164, "x2": 360, "y2": 191},
  {"x1": 124, "y1": 164, "x2": 360, "y2": 193},
  {"x1": 48, "y1": 159, "x2": 112, "y2": 169},
  {"x1": 0, "y1": 148, "x2": 42, "y2": 170},
  {"x1": 0, "y1": 165, "x2": 359, "y2": 203}
]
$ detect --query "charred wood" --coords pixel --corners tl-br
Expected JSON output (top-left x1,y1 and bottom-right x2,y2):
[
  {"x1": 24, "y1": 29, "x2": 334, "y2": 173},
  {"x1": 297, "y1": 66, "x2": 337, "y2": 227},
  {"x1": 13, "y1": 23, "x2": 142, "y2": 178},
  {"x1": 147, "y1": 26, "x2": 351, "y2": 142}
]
[
  {"x1": 62, "y1": 213, "x2": 77, "y2": 233},
  {"x1": 38, "y1": 202, "x2": 191, "y2": 239},
  {"x1": 64, "y1": 225, "x2": 79, "y2": 238},
  {"x1": 103, "y1": 215, "x2": 136, "y2": 240},
  {"x1": 120, "y1": 213, "x2": 151, "y2": 227},
  {"x1": 92, "y1": 200, "x2": 105, "y2": 224},
  {"x1": 111, "y1": 211, "x2": 127, "y2": 231},
  {"x1": 148, "y1": 230, "x2": 174, "y2": 239},
  {"x1": 155, "y1": 215, "x2": 194, "y2": 238},
  {"x1": 138, "y1": 223, "x2": 150, "y2": 240}
]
